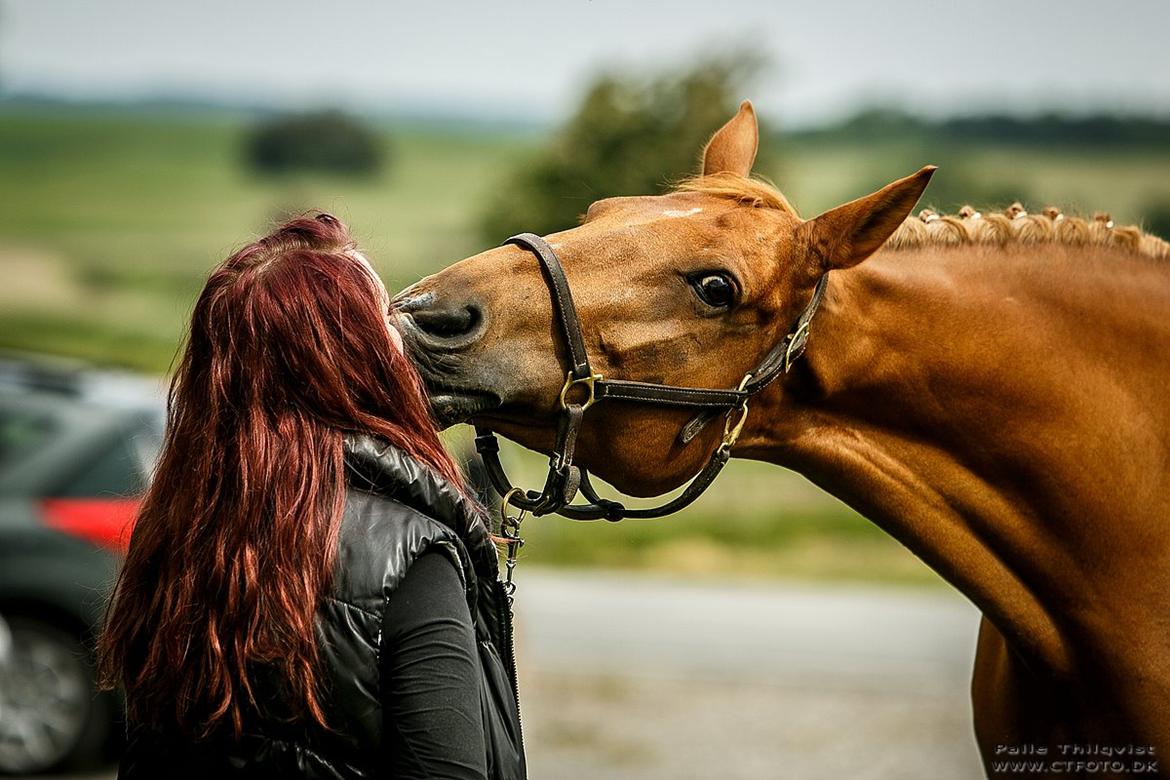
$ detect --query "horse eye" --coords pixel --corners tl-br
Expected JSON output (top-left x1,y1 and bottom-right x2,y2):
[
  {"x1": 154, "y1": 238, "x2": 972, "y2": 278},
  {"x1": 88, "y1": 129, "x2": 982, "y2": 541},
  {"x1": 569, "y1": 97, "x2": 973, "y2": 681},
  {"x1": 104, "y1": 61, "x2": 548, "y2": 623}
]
[{"x1": 690, "y1": 273, "x2": 736, "y2": 308}]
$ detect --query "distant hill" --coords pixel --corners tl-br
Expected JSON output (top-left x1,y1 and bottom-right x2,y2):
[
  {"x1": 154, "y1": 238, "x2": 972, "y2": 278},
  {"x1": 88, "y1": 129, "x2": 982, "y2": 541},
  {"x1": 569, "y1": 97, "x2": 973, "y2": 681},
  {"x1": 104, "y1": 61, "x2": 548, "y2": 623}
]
[
  {"x1": 4, "y1": 92, "x2": 1168, "y2": 148},
  {"x1": 0, "y1": 92, "x2": 549, "y2": 136},
  {"x1": 790, "y1": 107, "x2": 1170, "y2": 149}
]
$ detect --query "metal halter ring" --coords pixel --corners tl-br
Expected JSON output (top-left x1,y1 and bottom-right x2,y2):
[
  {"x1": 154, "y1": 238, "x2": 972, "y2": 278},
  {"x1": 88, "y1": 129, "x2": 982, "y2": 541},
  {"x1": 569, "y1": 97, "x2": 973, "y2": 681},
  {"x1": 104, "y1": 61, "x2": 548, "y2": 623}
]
[
  {"x1": 721, "y1": 374, "x2": 753, "y2": 450},
  {"x1": 559, "y1": 371, "x2": 604, "y2": 411},
  {"x1": 722, "y1": 403, "x2": 750, "y2": 450},
  {"x1": 500, "y1": 487, "x2": 526, "y2": 522}
]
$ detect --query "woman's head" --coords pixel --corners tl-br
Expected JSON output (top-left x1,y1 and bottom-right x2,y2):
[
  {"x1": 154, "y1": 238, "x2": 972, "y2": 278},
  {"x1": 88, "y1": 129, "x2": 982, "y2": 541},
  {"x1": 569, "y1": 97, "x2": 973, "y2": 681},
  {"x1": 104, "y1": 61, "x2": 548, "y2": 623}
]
[
  {"x1": 183, "y1": 213, "x2": 433, "y2": 451},
  {"x1": 99, "y1": 213, "x2": 462, "y2": 736}
]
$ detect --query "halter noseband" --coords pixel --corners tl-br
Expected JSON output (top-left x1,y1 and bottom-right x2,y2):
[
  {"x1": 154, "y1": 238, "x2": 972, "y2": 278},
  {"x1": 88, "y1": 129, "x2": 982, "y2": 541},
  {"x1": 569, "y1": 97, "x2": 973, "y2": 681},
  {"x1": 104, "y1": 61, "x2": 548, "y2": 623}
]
[{"x1": 474, "y1": 232, "x2": 828, "y2": 522}]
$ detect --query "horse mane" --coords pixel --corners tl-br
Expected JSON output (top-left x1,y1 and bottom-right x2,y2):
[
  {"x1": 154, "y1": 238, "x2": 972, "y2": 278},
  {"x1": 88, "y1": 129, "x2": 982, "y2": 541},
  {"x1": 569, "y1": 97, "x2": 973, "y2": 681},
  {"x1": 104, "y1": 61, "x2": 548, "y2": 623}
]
[
  {"x1": 676, "y1": 172, "x2": 799, "y2": 216},
  {"x1": 676, "y1": 173, "x2": 1170, "y2": 260},
  {"x1": 888, "y1": 204, "x2": 1170, "y2": 260}
]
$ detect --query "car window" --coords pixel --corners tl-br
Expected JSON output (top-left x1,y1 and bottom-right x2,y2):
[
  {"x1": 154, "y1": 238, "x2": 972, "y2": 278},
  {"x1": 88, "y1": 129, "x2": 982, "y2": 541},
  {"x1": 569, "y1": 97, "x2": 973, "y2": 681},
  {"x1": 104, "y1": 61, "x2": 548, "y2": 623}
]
[
  {"x1": 128, "y1": 411, "x2": 164, "y2": 479},
  {"x1": 0, "y1": 406, "x2": 58, "y2": 471},
  {"x1": 56, "y1": 435, "x2": 148, "y2": 498}
]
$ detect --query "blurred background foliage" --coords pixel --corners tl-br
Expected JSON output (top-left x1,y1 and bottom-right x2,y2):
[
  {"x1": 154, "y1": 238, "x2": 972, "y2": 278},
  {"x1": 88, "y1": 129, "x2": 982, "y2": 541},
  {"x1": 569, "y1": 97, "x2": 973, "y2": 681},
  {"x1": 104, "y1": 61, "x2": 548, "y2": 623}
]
[
  {"x1": 4, "y1": 52, "x2": 1170, "y2": 584},
  {"x1": 245, "y1": 110, "x2": 387, "y2": 177},
  {"x1": 478, "y1": 55, "x2": 778, "y2": 241}
]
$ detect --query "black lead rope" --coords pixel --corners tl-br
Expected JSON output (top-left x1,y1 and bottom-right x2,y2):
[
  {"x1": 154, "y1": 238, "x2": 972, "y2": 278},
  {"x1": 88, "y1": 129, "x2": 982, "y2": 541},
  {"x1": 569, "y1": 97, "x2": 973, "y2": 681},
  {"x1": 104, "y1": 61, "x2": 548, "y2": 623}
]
[{"x1": 475, "y1": 232, "x2": 828, "y2": 527}]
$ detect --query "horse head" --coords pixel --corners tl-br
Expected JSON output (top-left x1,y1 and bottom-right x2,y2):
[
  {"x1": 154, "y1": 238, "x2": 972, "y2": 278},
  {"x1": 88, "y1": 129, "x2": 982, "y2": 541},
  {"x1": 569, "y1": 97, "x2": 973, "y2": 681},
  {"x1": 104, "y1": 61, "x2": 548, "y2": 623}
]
[{"x1": 398, "y1": 102, "x2": 933, "y2": 496}]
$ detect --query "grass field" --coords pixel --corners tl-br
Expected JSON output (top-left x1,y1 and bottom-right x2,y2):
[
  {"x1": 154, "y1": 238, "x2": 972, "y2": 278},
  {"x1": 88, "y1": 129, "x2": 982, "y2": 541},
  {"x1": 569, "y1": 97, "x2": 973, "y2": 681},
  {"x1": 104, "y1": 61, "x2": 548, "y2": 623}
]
[
  {"x1": 5, "y1": 107, "x2": 1169, "y2": 585},
  {"x1": 0, "y1": 110, "x2": 532, "y2": 370}
]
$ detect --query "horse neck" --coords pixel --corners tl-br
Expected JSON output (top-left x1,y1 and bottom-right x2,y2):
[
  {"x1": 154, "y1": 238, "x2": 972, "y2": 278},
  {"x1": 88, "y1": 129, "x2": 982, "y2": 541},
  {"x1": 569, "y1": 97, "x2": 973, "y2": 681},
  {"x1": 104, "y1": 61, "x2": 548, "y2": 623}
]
[{"x1": 741, "y1": 242, "x2": 1170, "y2": 672}]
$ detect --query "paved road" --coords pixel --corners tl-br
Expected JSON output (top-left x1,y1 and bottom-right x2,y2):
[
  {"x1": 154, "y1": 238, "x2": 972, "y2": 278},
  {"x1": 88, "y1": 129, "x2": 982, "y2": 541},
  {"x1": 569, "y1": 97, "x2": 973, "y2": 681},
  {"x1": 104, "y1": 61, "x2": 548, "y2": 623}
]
[
  {"x1": 516, "y1": 568, "x2": 980, "y2": 693},
  {"x1": 33, "y1": 570, "x2": 986, "y2": 780},
  {"x1": 515, "y1": 568, "x2": 985, "y2": 780}
]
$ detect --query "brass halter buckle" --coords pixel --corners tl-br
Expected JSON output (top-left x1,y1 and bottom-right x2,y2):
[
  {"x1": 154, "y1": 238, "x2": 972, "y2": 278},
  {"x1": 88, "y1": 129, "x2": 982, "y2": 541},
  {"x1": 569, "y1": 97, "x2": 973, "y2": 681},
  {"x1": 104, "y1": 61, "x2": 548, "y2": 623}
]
[{"x1": 559, "y1": 370, "x2": 604, "y2": 411}]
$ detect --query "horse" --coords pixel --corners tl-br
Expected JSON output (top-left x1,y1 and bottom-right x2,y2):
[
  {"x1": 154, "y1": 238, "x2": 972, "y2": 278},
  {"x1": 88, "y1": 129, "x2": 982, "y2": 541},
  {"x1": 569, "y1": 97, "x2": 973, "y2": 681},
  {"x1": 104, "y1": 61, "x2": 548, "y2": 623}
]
[{"x1": 396, "y1": 101, "x2": 1170, "y2": 776}]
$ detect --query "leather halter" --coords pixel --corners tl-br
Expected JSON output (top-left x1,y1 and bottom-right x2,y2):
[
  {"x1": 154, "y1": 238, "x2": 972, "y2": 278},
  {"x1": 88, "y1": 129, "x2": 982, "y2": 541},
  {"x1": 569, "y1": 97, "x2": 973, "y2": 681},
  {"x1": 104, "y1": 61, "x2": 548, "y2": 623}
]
[{"x1": 474, "y1": 232, "x2": 828, "y2": 522}]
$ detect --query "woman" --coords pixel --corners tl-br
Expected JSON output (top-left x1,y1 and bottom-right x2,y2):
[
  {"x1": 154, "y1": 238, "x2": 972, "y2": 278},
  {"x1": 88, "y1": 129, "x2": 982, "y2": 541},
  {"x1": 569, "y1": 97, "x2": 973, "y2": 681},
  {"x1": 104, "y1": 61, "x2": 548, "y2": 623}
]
[{"x1": 98, "y1": 214, "x2": 525, "y2": 780}]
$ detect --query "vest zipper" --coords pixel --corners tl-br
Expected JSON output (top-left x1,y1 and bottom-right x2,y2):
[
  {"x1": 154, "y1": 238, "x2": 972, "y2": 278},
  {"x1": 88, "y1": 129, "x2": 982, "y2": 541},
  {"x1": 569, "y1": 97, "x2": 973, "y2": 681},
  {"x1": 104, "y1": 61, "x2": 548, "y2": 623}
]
[{"x1": 497, "y1": 580, "x2": 524, "y2": 753}]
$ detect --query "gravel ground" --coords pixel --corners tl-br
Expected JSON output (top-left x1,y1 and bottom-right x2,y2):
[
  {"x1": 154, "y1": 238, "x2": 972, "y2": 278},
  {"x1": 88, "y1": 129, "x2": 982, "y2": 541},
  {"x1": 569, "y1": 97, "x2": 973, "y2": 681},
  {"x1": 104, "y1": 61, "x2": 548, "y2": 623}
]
[{"x1": 522, "y1": 670, "x2": 982, "y2": 780}]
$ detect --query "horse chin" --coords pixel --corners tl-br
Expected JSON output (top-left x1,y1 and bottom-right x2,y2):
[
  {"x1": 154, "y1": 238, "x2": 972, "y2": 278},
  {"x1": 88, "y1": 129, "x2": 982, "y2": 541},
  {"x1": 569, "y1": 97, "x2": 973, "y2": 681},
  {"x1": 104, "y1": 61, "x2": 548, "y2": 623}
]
[
  {"x1": 469, "y1": 414, "x2": 558, "y2": 452},
  {"x1": 428, "y1": 390, "x2": 501, "y2": 429},
  {"x1": 579, "y1": 463, "x2": 690, "y2": 498},
  {"x1": 472, "y1": 416, "x2": 692, "y2": 498}
]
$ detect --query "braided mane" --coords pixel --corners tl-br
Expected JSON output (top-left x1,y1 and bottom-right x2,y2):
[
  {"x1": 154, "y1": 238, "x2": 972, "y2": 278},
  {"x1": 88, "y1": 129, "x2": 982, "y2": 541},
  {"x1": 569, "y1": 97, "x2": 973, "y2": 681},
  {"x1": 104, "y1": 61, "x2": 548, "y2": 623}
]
[
  {"x1": 888, "y1": 204, "x2": 1170, "y2": 260},
  {"x1": 677, "y1": 174, "x2": 1170, "y2": 260}
]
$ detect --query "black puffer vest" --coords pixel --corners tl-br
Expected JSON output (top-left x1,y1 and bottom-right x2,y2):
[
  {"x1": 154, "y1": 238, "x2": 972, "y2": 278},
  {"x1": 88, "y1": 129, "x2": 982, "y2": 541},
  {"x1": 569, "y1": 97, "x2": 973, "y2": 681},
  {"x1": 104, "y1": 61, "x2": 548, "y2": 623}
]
[{"x1": 119, "y1": 434, "x2": 526, "y2": 780}]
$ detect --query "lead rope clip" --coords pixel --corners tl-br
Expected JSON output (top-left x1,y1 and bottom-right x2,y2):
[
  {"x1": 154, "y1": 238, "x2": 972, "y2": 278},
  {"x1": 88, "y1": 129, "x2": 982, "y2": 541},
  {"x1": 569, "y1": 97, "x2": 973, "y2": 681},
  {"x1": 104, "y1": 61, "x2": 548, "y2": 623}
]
[{"x1": 500, "y1": 488, "x2": 527, "y2": 605}]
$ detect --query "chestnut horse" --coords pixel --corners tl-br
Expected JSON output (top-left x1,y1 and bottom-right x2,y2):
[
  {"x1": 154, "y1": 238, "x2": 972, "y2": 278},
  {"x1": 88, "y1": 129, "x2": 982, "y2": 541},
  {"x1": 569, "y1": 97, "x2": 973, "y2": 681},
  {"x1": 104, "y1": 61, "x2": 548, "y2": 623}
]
[{"x1": 397, "y1": 102, "x2": 1170, "y2": 776}]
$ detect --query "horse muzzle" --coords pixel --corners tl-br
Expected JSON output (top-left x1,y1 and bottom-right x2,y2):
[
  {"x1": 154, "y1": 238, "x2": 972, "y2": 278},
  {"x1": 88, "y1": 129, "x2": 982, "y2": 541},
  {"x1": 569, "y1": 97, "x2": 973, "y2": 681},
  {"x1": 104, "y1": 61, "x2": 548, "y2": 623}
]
[
  {"x1": 395, "y1": 288, "x2": 486, "y2": 350},
  {"x1": 394, "y1": 287, "x2": 502, "y2": 428}
]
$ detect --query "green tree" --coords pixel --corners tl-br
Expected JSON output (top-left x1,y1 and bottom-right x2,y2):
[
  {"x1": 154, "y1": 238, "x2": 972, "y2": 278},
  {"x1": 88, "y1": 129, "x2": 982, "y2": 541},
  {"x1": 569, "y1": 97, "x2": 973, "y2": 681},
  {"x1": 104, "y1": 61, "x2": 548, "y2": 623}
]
[
  {"x1": 1144, "y1": 200, "x2": 1170, "y2": 240},
  {"x1": 479, "y1": 56, "x2": 772, "y2": 242},
  {"x1": 245, "y1": 110, "x2": 386, "y2": 176}
]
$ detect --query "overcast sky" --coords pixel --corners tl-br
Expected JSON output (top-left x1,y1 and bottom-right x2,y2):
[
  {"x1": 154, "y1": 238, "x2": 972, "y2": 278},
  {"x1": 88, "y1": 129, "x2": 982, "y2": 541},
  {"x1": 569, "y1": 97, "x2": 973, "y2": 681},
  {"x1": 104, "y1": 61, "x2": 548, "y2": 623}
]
[{"x1": 2, "y1": 0, "x2": 1168, "y2": 126}]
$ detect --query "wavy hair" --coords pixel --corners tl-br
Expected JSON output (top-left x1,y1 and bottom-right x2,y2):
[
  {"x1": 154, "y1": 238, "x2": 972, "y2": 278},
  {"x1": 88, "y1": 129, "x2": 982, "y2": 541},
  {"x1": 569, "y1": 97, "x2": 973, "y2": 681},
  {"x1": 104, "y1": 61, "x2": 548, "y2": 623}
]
[{"x1": 98, "y1": 213, "x2": 464, "y2": 737}]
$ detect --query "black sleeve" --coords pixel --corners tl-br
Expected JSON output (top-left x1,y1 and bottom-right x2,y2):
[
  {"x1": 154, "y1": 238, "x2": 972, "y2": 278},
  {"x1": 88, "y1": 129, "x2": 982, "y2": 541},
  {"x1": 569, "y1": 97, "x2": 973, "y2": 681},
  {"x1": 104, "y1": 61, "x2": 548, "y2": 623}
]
[{"x1": 381, "y1": 550, "x2": 487, "y2": 780}]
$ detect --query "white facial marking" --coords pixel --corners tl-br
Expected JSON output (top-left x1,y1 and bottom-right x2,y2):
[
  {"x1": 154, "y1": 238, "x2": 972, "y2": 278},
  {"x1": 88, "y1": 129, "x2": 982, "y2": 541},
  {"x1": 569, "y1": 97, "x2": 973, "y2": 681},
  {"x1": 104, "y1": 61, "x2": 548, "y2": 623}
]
[{"x1": 662, "y1": 207, "x2": 703, "y2": 218}]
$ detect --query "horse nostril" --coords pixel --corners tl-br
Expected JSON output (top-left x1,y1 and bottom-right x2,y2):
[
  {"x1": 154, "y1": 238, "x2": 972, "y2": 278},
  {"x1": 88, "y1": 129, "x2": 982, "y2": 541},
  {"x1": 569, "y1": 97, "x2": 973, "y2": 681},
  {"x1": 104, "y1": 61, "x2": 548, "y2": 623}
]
[{"x1": 410, "y1": 301, "x2": 484, "y2": 342}]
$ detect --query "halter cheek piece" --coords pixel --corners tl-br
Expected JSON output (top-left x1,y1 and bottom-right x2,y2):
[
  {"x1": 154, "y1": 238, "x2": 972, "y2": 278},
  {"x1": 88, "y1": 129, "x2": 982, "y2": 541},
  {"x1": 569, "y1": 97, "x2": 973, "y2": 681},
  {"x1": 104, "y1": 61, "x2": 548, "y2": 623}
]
[{"x1": 474, "y1": 232, "x2": 829, "y2": 523}]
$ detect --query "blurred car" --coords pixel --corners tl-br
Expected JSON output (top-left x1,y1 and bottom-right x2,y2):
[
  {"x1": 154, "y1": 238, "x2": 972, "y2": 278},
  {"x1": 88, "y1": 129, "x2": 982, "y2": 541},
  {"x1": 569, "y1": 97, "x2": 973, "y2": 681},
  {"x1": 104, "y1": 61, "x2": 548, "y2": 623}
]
[{"x1": 0, "y1": 357, "x2": 162, "y2": 775}]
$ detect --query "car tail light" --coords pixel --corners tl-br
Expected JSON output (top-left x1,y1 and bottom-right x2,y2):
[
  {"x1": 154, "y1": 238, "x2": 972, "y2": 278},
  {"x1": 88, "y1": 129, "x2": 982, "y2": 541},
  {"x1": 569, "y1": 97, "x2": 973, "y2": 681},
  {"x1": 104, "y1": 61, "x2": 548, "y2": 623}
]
[{"x1": 39, "y1": 498, "x2": 140, "y2": 554}]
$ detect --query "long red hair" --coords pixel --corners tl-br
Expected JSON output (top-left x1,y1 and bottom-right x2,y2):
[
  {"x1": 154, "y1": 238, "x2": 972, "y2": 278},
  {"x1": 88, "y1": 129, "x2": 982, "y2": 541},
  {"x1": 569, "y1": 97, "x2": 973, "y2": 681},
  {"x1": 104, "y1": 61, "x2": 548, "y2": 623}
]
[{"x1": 98, "y1": 213, "x2": 463, "y2": 737}]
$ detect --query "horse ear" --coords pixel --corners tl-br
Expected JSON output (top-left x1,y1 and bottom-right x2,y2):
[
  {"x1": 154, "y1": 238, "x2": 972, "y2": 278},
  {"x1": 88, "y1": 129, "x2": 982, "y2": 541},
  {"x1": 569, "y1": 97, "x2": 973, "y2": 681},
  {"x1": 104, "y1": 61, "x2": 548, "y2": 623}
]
[
  {"x1": 701, "y1": 100, "x2": 758, "y2": 177},
  {"x1": 800, "y1": 166, "x2": 937, "y2": 271}
]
